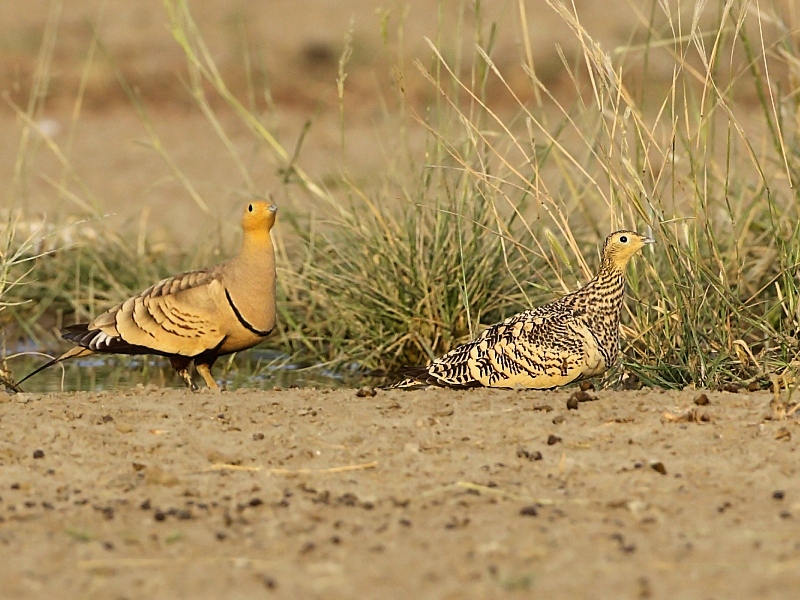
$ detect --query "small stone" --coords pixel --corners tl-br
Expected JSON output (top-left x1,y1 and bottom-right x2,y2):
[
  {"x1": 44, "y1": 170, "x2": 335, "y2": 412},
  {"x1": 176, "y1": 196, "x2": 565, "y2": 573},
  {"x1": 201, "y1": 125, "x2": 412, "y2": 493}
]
[
  {"x1": 299, "y1": 541, "x2": 316, "y2": 555},
  {"x1": 552, "y1": 415, "x2": 565, "y2": 425},
  {"x1": 252, "y1": 432, "x2": 265, "y2": 441},
  {"x1": 580, "y1": 381, "x2": 595, "y2": 391},
  {"x1": 516, "y1": 447, "x2": 542, "y2": 461},
  {"x1": 32, "y1": 449, "x2": 44, "y2": 459},
  {"x1": 719, "y1": 382, "x2": 741, "y2": 393},
  {"x1": 566, "y1": 396, "x2": 579, "y2": 410},
  {"x1": 546, "y1": 435, "x2": 561, "y2": 446},
  {"x1": 356, "y1": 386, "x2": 377, "y2": 398},
  {"x1": 694, "y1": 394, "x2": 710, "y2": 406},
  {"x1": 621, "y1": 373, "x2": 642, "y2": 390},
  {"x1": 519, "y1": 505, "x2": 539, "y2": 517},
  {"x1": 747, "y1": 382, "x2": 760, "y2": 392},
  {"x1": 259, "y1": 575, "x2": 277, "y2": 589},
  {"x1": 772, "y1": 490, "x2": 785, "y2": 500},
  {"x1": 573, "y1": 390, "x2": 596, "y2": 403},
  {"x1": 650, "y1": 461, "x2": 667, "y2": 475}
]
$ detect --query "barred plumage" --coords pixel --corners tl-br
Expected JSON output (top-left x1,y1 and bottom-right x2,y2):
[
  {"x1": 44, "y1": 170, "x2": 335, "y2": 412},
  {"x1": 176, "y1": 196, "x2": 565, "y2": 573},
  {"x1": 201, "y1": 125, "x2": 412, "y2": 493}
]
[{"x1": 392, "y1": 230, "x2": 654, "y2": 389}]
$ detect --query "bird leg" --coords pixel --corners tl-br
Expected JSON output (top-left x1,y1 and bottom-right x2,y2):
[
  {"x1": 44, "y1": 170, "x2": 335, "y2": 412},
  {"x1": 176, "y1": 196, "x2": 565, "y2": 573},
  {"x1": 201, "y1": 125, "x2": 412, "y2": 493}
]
[
  {"x1": 170, "y1": 356, "x2": 197, "y2": 391},
  {"x1": 195, "y1": 359, "x2": 220, "y2": 391}
]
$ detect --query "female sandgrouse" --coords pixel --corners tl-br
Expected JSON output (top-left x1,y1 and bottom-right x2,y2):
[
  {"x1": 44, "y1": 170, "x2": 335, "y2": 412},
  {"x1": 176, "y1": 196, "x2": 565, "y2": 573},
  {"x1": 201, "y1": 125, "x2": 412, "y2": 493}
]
[
  {"x1": 393, "y1": 230, "x2": 654, "y2": 389},
  {"x1": 19, "y1": 202, "x2": 278, "y2": 391}
]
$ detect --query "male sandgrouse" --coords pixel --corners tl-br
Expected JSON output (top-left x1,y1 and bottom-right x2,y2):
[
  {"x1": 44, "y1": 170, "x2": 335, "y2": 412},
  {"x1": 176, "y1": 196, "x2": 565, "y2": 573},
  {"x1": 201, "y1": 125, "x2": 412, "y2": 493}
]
[
  {"x1": 19, "y1": 202, "x2": 278, "y2": 391},
  {"x1": 393, "y1": 230, "x2": 654, "y2": 389}
]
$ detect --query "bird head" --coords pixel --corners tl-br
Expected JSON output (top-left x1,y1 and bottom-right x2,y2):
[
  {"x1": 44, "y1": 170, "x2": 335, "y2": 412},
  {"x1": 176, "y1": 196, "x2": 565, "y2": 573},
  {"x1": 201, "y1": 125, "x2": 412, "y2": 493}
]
[
  {"x1": 241, "y1": 201, "x2": 278, "y2": 233},
  {"x1": 601, "y1": 230, "x2": 655, "y2": 271}
]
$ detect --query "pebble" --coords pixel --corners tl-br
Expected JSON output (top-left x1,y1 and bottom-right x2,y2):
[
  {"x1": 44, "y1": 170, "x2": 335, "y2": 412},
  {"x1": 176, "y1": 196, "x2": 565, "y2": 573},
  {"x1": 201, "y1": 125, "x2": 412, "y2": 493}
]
[{"x1": 694, "y1": 394, "x2": 710, "y2": 406}]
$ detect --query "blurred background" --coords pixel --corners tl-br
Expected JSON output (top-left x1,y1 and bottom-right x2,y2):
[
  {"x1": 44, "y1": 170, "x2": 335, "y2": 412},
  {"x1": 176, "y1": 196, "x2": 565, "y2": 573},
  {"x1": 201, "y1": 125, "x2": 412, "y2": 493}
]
[{"x1": 2, "y1": 0, "x2": 788, "y2": 235}]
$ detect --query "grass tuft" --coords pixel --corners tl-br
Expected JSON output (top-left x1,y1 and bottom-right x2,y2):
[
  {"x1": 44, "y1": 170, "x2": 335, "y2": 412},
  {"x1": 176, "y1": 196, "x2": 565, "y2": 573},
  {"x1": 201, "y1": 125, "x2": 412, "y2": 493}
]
[{"x1": 5, "y1": 0, "x2": 800, "y2": 390}]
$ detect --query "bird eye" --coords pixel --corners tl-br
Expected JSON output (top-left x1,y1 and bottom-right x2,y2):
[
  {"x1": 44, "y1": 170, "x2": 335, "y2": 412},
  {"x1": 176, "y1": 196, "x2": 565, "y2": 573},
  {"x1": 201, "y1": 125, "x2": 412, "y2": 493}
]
[
  {"x1": 619, "y1": 235, "x2": 628, "y2": 243},
  {"x1": 248, "y1": 204, "x2": 253, "y2": 212}
]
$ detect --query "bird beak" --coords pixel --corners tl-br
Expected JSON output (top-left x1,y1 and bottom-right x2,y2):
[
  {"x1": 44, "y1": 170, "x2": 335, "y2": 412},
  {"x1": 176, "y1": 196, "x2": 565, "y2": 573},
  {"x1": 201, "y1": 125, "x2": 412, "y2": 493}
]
[
  {"x1": 643, "y1": 237, "x2": 656, "y2": 245},
  {"x1": 268, "y1": 204, "x2": 278, "y2": 213}
]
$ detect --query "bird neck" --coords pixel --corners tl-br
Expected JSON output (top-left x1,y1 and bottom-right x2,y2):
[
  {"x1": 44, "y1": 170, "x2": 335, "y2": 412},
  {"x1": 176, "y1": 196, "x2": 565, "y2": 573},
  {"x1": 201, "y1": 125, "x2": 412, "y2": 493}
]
[
  {"x1": 585, "y1": 262, "x2": 626, "y2": 297},
  {"x1": 566, "y1": 261, "x2": 627, "y2": 309},
  {"x1": 229, "y1": 230, "x2": 276, "y2": 292},
  {"x1": 241, "y1": 230, "x2": 273, "y2": 257}
]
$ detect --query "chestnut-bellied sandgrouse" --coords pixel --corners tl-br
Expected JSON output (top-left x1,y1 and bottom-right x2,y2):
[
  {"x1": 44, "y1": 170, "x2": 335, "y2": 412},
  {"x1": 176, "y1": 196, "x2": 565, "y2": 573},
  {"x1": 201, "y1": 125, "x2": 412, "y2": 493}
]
[
  {"x1": 19, "y1": 202, "x2": 278, "y2": 391},
  {"x1": 392, "y1": 230, "x2": 654, "y2": 389}
]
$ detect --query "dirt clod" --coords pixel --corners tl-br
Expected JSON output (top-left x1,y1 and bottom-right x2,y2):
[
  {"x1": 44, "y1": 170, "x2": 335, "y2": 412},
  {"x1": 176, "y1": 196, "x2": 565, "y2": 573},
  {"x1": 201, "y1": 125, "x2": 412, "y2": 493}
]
[
  {"x1": 719, "y1": 382, "x2": 742, "y2": 393},
  {"x1": 775, "y1": 428, "x2": 791, "y2": 441},
  {"x1": 519, "y1": 505, "x2": 539, "y2": 517},
  {"x1": 356, "y1": 386, "x2": 377, "y2": 398},
  {"x1": 32, "y1": 449, "x2": 44, "y2": 459},
  {"x1": 694, "y1": 394, "x2": 710, "y2": 406},
  {"x1": 650, "y1": 461, "x2": 667, "y2": 475},
  {"x1": 773, "y1": 490, "x2": 785, "y2": 500},
  {"x1": 547, "y1": 435, "x2": 561, "y2": 446},
  {"x1": 621, "y1": 373, "x2": 642, "y2": 390},
  {"x1": 566, "y1": 396, "x2": 579, "y2": 410}
]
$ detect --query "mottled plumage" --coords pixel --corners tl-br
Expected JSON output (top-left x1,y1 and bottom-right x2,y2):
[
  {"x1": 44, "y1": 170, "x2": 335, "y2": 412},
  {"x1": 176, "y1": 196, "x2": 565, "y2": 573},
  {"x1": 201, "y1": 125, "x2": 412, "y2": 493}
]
[
  {"x1": 19, "y1": 202, "x2": 278, "y2": 391},
  {"x1": 393, "y1": 230, "x2": 654, "y2": 389}
]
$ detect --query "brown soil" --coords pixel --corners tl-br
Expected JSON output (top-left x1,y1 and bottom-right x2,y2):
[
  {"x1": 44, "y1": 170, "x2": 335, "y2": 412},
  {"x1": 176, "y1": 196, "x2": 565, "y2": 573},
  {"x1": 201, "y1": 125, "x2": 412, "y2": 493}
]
[
  {"x1": 0, "y1": 386, "x2": 797, "y2": 599},
  {"x1": 2, "y1": 4, "x2": 800, "y2": 597}
]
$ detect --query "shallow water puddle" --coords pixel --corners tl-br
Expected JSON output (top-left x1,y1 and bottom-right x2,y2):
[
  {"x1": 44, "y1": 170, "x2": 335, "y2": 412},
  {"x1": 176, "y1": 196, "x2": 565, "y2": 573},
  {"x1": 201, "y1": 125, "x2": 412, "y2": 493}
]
[{"x1": 8, "y1": 348, "x2": 365, "y2": 392}]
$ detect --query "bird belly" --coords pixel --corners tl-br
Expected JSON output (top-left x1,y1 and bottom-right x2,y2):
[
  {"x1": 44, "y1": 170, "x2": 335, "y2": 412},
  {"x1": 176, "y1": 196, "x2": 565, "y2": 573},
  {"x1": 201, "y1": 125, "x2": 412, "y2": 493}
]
[
  {"x1": 217, "y1": 327, "x2": 265, "y2": 355},
  {"x1": 469, "y1": 345, "x2": 584, "y2": 389},
  {"x1": 581, "y1": 350, "x2": 607, "y2": 378}
]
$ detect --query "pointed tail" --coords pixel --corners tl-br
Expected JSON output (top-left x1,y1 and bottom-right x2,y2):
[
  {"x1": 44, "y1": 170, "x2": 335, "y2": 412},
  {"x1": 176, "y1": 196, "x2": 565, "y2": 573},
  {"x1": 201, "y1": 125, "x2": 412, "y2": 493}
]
[
  {"x1": 17, "y1": 346, "x2": 95, "y2": 386},
  {"x1": 386, "y1": 366, "x2": 437, "y2": 389}
]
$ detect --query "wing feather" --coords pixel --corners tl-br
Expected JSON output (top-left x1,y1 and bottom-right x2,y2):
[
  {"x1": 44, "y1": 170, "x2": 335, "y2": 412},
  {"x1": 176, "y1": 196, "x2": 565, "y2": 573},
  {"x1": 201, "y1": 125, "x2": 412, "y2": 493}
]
[
  {"x1": 78, "y1": 268, "x2": 227, "y2": 357},
  {"x1": 424, "y1": 304, "x2": 599, "y2": 388}
]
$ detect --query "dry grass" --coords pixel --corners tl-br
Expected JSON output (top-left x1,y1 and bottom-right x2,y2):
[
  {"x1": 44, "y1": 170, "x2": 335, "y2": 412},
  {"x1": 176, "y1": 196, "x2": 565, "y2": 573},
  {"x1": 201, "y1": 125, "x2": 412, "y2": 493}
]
[{"x1": 3, "y1": 0, "x2": 800, "y2": 389}]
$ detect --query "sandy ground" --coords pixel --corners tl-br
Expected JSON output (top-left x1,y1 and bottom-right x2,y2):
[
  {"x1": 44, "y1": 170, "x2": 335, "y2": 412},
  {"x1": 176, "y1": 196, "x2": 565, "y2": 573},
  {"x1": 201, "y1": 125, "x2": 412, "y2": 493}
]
[
  {"x1": 0, "y1": 385, "x2": 797, "y2": 599},
  {"x1": 2, "y1": 4, "x2": 800, "y2": 598}
]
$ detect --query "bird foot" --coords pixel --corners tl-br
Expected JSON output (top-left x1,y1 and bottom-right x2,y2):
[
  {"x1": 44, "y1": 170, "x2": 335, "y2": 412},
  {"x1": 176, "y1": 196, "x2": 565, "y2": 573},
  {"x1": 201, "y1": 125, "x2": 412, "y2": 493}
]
[
  {"x1": 177, "y1": 369, "x2": 198, "y2": 391},
  {"x1": 196, "y1": 364, "x2": 221, "y2": 392}
]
